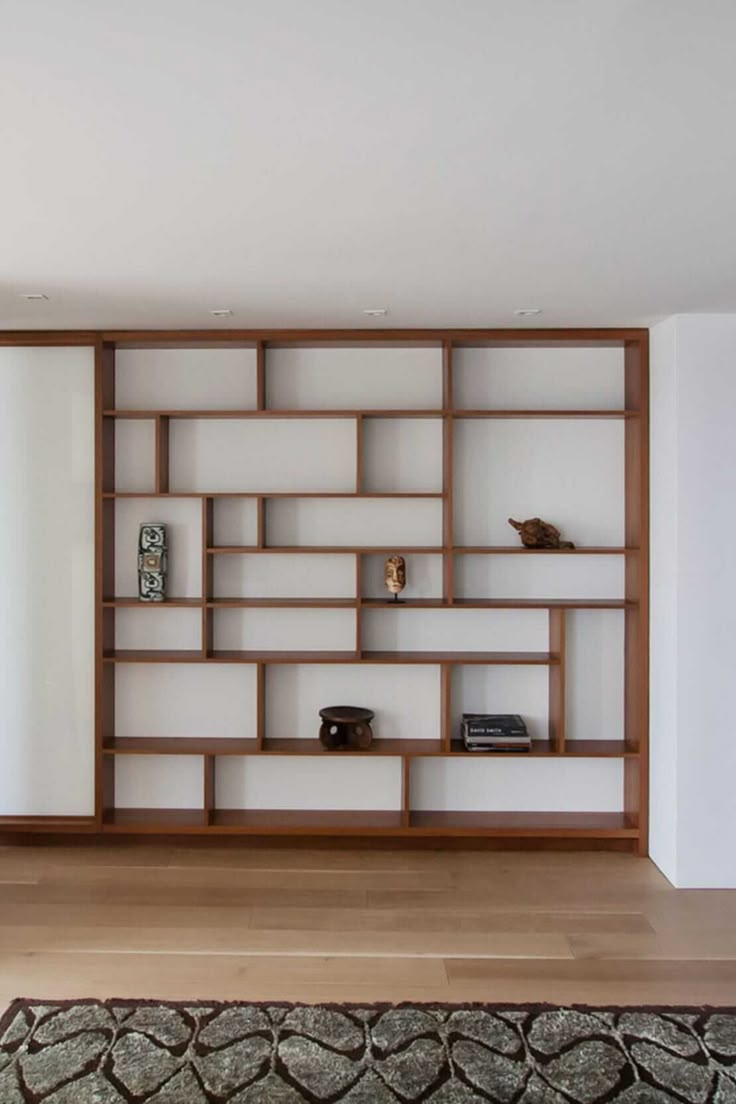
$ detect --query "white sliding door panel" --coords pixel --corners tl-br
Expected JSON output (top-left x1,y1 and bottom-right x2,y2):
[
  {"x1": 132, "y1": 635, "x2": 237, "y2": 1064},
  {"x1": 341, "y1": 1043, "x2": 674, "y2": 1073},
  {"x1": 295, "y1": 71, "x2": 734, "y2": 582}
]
[{"x1": 0, "y1": 346, "x2": 94, "y2": 815}]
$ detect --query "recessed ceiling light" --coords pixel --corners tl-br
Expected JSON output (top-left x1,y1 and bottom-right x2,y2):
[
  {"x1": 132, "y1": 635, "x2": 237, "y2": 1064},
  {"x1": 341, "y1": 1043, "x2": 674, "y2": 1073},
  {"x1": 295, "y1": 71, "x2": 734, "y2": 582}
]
[
  {"x1": 363, "y1": 308, "x2": 388, "y2": 317},
  {"x1": 19, "y1": 293, "x2": 49, "y2": 301},
  {"x1": 514, "y1": 308, "x2": 542, "y2": 317},
  {"x1": 209, "y1": 308, "x2": 233, "y2": 318}
]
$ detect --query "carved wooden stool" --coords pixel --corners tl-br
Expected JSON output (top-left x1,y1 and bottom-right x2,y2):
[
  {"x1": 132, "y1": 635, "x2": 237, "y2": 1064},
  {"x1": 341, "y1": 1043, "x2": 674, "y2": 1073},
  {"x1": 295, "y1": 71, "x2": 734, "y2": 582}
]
[{"x1": 319, "y1": 706, "x2": 374, "y2": 750}]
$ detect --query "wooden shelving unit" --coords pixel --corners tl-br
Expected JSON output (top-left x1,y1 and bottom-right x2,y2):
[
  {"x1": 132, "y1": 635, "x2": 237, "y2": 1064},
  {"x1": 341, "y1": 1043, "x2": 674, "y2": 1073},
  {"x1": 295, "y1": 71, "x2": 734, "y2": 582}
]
[{"x1": 96, "y1": 329, "x2": 649, "y2": 850}]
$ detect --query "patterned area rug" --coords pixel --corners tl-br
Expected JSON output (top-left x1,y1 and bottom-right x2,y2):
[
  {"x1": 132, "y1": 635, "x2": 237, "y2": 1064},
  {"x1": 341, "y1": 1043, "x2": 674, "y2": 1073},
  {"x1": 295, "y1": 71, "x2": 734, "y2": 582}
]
[{"x1": 2, "y1": 999, "x2": 736, "y2": 1102}]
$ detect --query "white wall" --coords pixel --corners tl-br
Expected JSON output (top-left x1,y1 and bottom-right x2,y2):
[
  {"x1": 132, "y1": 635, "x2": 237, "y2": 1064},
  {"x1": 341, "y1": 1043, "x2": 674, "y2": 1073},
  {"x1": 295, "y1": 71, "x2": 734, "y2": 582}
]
[
  {"x1": 0, "y1": 346, "x2": 95, "y2": 815},
  {"x1": 650, "y1": 315, "x2": 736, "y2": 887}
]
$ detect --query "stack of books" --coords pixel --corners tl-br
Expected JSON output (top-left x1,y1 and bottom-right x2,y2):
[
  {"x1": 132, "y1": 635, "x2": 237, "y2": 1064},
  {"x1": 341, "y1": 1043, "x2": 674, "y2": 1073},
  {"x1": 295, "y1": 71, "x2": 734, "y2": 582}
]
[{"x1": 461, "y1": 713, "x2": 531, "y2": 752}]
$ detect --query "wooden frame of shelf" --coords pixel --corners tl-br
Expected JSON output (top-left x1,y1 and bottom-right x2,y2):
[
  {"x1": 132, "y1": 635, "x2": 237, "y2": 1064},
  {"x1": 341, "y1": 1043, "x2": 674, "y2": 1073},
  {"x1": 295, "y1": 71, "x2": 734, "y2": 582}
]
[{"x1": 0, "y1": 327, "x2": 648, "y2": 847}]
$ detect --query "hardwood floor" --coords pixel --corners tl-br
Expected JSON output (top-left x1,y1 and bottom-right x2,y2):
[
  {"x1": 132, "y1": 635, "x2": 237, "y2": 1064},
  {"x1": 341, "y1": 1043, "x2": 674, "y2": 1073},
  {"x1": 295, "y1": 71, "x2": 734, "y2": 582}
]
[{"x1": 1, "y1": 844, "x2": 735, "y2": 1008}]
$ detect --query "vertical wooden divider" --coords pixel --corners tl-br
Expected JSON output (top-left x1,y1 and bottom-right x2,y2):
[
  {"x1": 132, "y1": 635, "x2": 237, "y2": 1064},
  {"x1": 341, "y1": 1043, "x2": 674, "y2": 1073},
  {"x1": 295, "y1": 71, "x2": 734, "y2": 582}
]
[
  {"x1": 256, "y1": 341, "x2": 266, "y2": 410},
  {"x1": 204, "y1": 756, "x2": 216, "y2": 827},
  {"x1": 548, "y1": 609, "x2": 566, "y2": 753},
  {"x1": 401, "y1": 756, "x2": 411, "y2": 828},
  {"x1": 624, "y1": 336, "x2": 650, "y2": 853},
  {"x1": 355, "y1": 415, "x2": 364, "y2": 493},
  {"x1": 355, "y1": 554, "x2": 363, "y2": 657},
  {"x1": 256, "y1": 497, "x2": 266, "y2": 549},
  {"x1": 440, "y1": 663, "x2": 453, "y2": 752},
  {"x1": 96, "y1": 340, "x2": 116, "y2": 827},
  {"x1": 202, "y1": 498, "x2": 214, "y2": 657},
  {"x1": 256, "y1": 663, "x2": 266, "y2": 750},
  {"x1": 154, "y1": 416, "x2": 170, "y2": 494},
  {"x1": 355, "y1": 413, "x2": 364, "y2": 655},
  {"x1": 442, "y1": 342, "x2": 454, "y2": 605}
]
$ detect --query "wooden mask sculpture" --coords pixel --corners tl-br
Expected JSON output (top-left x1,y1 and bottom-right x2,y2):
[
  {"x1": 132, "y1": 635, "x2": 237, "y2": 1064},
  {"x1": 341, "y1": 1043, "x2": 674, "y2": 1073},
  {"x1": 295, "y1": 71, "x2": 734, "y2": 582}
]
[{"x1": 384, "y1": 555, "x2": 407, "y2": 602}]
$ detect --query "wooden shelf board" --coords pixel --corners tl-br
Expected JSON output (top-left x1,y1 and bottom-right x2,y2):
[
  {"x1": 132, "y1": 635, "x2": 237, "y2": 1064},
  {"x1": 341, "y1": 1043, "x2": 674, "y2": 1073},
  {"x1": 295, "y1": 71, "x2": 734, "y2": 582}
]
[
  {"x1": 104, "y1": 409, "x2": 449, "y2": 419},
  {"x1": 104, "y1": 650, "x2": 207, "y2": 663},
  {"x1": 103, "y1": 808, "x2": 205, "y2": 831},
  {"x1": 207, "y1": 598, "x2": 356, "y2": 609},
  {"x1": 453, "y1": 409, "x2": 637, "y2": 419},
  {"x1": 99, "y1": 808, "x2": 637, "y2": 838},
  {"x1": 261, "y1": 738, "x2": 436, "y2": 756},
  {"x1": 104, "y1": 407, "x2": 638, "y2": 421},
  {"x1": 100, "y1": 737, "x2": 635, "y2": 759},
  {"x1": 103, "y1": 597, "x2": 202, "y2": 608},
  {"x1": 564, "y1": 741, "x2": 638, "y2": 758},
  {"x1": 361, "y1": 598, "x2": 631, "y2": 609},
  {"x1": 104, "y1": 596, "x2": 630, "y2": 610},
  {"x1": 104, "y1": 649, "x2": 557, "y2": 665},
  {"x1": 103, "y1": 738, "x2": 259, "y2": 756},
  {"x1": 211, "y1": 809, "x2": 406, "y2": 833},
  {"x1": 454, "y1": 547, "x2": 638, "y2": 555},
  {"x1": 208, "y1": 546, "x2": 446, "y2": 555},
  {"x1": 103, "y1": 327, "x2": 646, "y2": 344},
  {"x1": 409, "y1": 811, "x2": 639, "y2": 837},
  {"x1": 105, "y1": 493, "x2": 443, "y2": 501},
  {"x1": 447, "y1": 739, "x2": 555, "y2": 757},
  {"x1": 362, "y1": 651, "x2": 557, "y2": 665}
]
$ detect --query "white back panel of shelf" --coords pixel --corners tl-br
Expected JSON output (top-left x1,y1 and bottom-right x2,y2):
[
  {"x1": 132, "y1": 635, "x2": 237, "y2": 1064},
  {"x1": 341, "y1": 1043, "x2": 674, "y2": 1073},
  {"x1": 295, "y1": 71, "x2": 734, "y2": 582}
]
[
  {"x1": 170, "y1": 419, "x2": 356, "y2": 493},
  {"x1": 115, "y1": 755, "x2": 203, "y2": 809},
  {"x1": 411, "y1": 758, "x2": 623, "y2": 812},
  {"x1": 361, "y1": 554, "x2": 443, "y2": 599},
  {"x1": 266, "y1": 346, "x2": 443, "y2": 409},
  {"x1": 451, "y1": 667, "x2": 549, "y2": 742},
  {"x1": 266, "y1": 665, "x2": 440, "y2": 742},
  {"x1": 362, "y1": 419, "x2": 444, "y2": 493},
  {"x1": 453, "y1": 346, "x2": 625, "y2": 409},
  {"x1": 454, "y1": 419, "x2": 625, "y2": 546},
  {"x1": 0, "y1": 345, "x2": 94, "y2": 816},
  {"x1": 115, "y1": 347, "x2": 258, "y2": 410},
  {"x1": 213, "y1": 554, "x2": 356, "y2": 599},
  {"x1": 115, "y1": 420, "x2": 155, "y2": 493},
  {"x1": 268, "y1": 498, "x2": 442, "y2": 547},
  {"x1": 115, "y1": 608, "x2": 201, "y2": 650},
  {"x1": 216, "y1": 756, "x2": 402, "y2": 811},
  {"x1": 455, "y1": 554, "x2": 625, "y2": 600},
  {"x1": 213, "y1": 608, "x2": 356, "y2": 651},
  {"x1": 362, "y1": 608, "x2": 548, "y2": 652},
  {"x1": 565, "y1": 610, "x2": 625, "y2": 743},
  {"x1": 213, "y1": 499, "x2": 259, "y2": 546},
  {"x1": 115, "y1": 497, "x2": 202, "y2": 598},
  {"x1": 116, "y1": 664, "x2": 257, "y2": 739}
]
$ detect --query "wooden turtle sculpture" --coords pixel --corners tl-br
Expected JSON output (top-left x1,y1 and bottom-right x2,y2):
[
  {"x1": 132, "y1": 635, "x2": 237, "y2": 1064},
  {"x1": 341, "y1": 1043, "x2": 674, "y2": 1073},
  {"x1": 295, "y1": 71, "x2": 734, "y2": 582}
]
[{"x1": 508, "y1": 517, "x2": 575, "y2": 549}]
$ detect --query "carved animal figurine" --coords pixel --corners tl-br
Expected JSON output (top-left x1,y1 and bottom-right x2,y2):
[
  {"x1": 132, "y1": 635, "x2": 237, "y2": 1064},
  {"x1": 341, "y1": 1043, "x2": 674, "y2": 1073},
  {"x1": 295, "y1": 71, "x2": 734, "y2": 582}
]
[
  {"x1": 384, "y1": 555, "x2": 407, "y2": 602},
  {"x1": 508, "y1": 517, "x2": 575, "y2": 549}
]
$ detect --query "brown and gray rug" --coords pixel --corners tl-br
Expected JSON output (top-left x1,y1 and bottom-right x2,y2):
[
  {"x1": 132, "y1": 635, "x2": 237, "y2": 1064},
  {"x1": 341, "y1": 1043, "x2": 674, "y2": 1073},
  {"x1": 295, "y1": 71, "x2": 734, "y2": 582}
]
[{"x1": 2, "y1": 999, "x2": 736, "y2": 1103}]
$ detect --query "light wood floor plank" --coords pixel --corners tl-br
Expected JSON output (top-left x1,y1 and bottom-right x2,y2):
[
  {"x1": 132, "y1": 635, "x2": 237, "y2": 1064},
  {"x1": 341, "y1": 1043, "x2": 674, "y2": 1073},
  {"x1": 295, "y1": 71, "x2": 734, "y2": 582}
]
[{"x1": 0, "y1": 846, "x2": 735, "y2": 1008}]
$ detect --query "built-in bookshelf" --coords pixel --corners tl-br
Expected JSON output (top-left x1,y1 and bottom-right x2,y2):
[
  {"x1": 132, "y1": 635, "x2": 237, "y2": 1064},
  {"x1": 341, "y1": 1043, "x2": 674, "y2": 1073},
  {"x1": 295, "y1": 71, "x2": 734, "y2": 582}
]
[{"x1": 95, "y1": 330, "x2": 648, "y2": 850}]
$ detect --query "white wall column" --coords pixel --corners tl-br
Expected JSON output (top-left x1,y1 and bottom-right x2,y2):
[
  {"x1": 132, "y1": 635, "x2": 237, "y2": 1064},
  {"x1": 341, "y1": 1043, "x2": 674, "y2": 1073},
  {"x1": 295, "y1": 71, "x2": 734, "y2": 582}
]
[{"x1": 650, "y1": 314, "x2": 736, "y2": 887}]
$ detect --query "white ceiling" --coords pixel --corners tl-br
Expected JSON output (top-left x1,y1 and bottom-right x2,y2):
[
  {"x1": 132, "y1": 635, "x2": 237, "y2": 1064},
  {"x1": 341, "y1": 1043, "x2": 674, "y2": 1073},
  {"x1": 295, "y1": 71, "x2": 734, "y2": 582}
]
[{"x1": 2, "y1": 0, "x2": 736, "y2": 330}]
